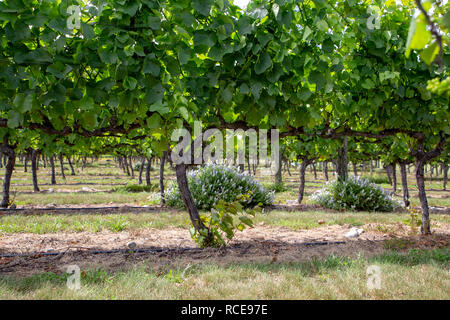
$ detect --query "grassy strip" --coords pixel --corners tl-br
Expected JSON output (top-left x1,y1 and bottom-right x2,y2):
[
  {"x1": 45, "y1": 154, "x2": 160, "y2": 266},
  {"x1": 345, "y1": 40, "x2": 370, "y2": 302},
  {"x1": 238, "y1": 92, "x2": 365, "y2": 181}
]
[
  {"x1": 0, "y1": 248, "x2": 448, "y2": 299},
  {"x1": 13, "y1": 192, "x2": 154, "y2": 206},
  {"x1": 0, "y1": 210, "x2": 448, "y2": 234}
]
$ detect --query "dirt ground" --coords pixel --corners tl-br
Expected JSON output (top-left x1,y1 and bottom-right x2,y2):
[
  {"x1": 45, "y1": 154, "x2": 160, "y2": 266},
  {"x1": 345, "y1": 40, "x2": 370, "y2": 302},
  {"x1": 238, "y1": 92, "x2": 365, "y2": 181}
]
[{"x1": 1, "y1": 224, "x2": 448, "y2": 277}]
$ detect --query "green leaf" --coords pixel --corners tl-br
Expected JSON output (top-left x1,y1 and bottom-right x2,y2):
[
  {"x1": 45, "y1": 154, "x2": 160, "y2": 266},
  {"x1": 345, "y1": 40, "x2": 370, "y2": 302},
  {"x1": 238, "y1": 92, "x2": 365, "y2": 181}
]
[
  {"x1": 118, "y1": 1, "x2": 140, "y2": 16},
  {"x1": 47, "y1": 62, "x2": 72, "y2": 79},
  {"x1": 81, "y1": 111, "x2": 97, "y2": 130},
  {"x1": 150, "y1": 101, "x2": 169, "y2": 115},
  {"x1": 208, "y1": 46, "x2": 226, "y2": 61},
  {"x1": 254, "y1": 52, "x2": 272, "y2": 75},
  {"x1": 322, "y1": 38, "x2": 334, "y2": 53},
  {"x1": 14, "y1": 48, "x2": 52, "y2": 64},
  {"x1": 277, "y1": 10, "x2": 292, "y2": 27},
  {"x1": 379, "y1": 71, "x2": 399, "y2": 83},
  {"x1": 193, "y1": 0, "x2": 213, "y2": 16},
  {"x1": 237, "y1": 17, "x2": 252, "y2": 35},
  {"x1": 145, "y1": 83, "x2": 165, "y2": 105},
  {"x1": 250, "y1": 82, "x2": 263, "y2": 99},
  {"x1": 7, "y1": 110, "x2": 22, "y2": 128},
  {"x1": 178, "y1": 47, "x2": 192, "y2": 65},
  {"x1": 123, "y1": 76, "x2": 137, "y2": 90},
  {"x1": 420, "y1": 41, "x2": 439, "y2": 65},
  {"x1": 239, "y1": 83, "x2": 250, "y2": 94},
  {"x1": 222, "y1": 85, "x2": 233, "y2": 103},
  {"x1": 143, "y1": 57, "x2": 160, "y2": 76},
  {"x1": 405, "y1": 15, "x2": 431, "y2": 58},
  {"x1": 124, "y1": 45, "x2": 134, "y2": 57},
  {"x1": 81, "y1": 23, "x2": 95, "y2": 39},
  {"x1": 308, "y1": 71, "x2": 326, "y2": 90},
  {"x1": 298, "y1": 87, "x2": 312, "y2": 101},
  {"x1": 189, "y1": 226, "x2": 196, "y2": 238},
  {"x1": 239, "y1": 216, "x2": 254, "y2": 227},
  {"x1": 361, "y1": 78, "x2": 375, "y2": 89},
  {"x1": 147, "y1": 16, "x2": 161, "y2": 30},
  {"x1": 442, "y1": 9, "x2": 450, "y2": 29},
  {"x1": 178, "y1": 106, "x2": 189, "y2": 120},
  {"x1": 146, "y1": 113, "x2": 162, "y2": 128},
  {"x1": 13, "y1": 93, "x2": 33, "y2": 112},
  {"x1": 194, "y1": 31, "x2": 216, "y2": 52},
  {"x1": 302, "y1": 26, "x2": 312, "y2": 41},
  {"x1": 98, "y1": 49, "x2": 118, "y2": 64},
  {"x1": 55, "y1": 36, "x2": 66, "y2": 52},
  {"x1": 316, "y1": 20, "x2": 328, "y2": 32}
]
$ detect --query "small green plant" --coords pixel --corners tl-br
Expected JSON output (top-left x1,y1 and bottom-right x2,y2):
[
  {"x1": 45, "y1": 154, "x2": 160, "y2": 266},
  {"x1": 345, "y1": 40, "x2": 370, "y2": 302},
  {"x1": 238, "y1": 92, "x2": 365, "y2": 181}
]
[
  {"x1": 361, "y1": 174, "x2": 390, "y2": 185},
  {"x1": 7, "y1": 189, "x2": 17, "y2": 208},
  {"x1": 403, "y1": 208, "x2": 422, "y2": 234},
  {"x1": 113, "y1": 184, "x2": 158, "y2": 193},
  {"x1": 162, "y1": 265, "x2": 192, "y2": 284},
  {"x1": 376, "y1": 224, "x2": 394, "y2": 233},
  {"x1": 265, "y1": 182, "x2": 288, "y2": 193},
  {"x1": 82, "y1": 268, "x2": 111, "y2": 284},
  {"x1": 404, "y1": 248, "x2": 450, "y2": 264},
  {"x1": 383, "y1": 238, "x2": 414, "y2": 250},
  {"x1": 190, "y1": 191, "x2": 262, "y2": 248},
  {"x1": 107, "y1": 216, "x2": 130, "y2": 232}
]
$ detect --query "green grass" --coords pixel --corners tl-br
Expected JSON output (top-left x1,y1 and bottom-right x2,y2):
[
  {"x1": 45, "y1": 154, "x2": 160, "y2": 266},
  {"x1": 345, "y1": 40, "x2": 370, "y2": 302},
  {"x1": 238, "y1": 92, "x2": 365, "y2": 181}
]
[
  {"x1": 0, "y1": 248, "x2": 448, "y2": 299},
  {"x1": 13, "y1": 192, "x2": 153, "y2": 206},
  {"x1": 1, "y1": 160, "x2": 448, "y2": 300},
  {"x1": 0, "y1": 212, "x2": 191, "y2": 234},
  {"x1": 1, "y1": 210, "x2": 448, "y2": 234},
  {"x1": 112, "y1": 184, "x2": 159, "y2": 193}
]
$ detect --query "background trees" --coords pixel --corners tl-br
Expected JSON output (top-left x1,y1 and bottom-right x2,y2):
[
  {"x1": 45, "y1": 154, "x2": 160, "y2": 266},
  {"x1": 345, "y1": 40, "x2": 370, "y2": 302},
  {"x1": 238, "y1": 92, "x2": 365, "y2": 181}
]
[{"x1": 0, "y1": 0, "x2": 448, "y2": 237}]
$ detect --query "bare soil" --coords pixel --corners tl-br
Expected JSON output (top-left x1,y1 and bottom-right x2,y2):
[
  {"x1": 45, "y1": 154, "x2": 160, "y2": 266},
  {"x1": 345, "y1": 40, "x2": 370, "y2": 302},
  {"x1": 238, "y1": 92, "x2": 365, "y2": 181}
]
[{"x1": 1, "y1": 224, "x2": 448, "y2": 277}]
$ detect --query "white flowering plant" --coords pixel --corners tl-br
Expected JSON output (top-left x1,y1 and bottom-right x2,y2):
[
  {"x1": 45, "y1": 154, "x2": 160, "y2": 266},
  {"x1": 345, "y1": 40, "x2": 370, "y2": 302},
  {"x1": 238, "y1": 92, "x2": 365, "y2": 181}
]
[
  {"x1": 310, "y1": 175, "x2": 400, "y2": 212},
  {"x1": 165, "y1": 164, "x2": 274, "y2": 210}
]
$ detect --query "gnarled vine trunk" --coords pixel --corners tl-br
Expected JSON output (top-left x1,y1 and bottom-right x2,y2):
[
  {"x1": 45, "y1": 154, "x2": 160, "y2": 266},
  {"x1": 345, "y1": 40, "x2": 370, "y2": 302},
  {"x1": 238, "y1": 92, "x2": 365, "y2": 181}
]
[
  {"x1": 298, "y1": 159, "x2": 311, "y2": 204},
  {"x1": 443, "y1": 163, "x2": 448, "y2": 191},
  {"x1": 323, "y1": 161, "x2": 329, "y2": 181},
  {"x1": 123, "y1": 157, "x2": 131, "y2": 176},
  {"x1": 145, "y1": 157, "x2": 151, "y2": 186},
  {"x1": 24, "y1": 153, "x2": 28, "y2": 172},
  {"x1": 274, "y1": 151, "x2": 282, "y2": 184},
  {"x1": 160, "y1": 151, "x2": 166, "y2": 204},
  {"x1": 59, "y1": 154, "x2": 66, "y2": 180},
  {"x1": 385, "y1": 164, "x2": 393, "y2": 186},
  {"x1": 175, "y1": 163, "x2": 210, "y2": 237},
  {"x1": 312, "y1": 163, "x2": 317, "y2": 180},
  {"x1": 129, "y1": 156, "x2": 134, "y2": 178},
  {"x1": 286, "y1": 160, "x2": 292, "y2": 176},
  {"x1": 138, "y1": 156, "x2": 145, "y2": 185},
  {"x1": 336, "y1": 136, "x2": 348, "y2": 181},
  {"x1": 67, "y1": 156, "x2": 76, "y2": 175},
  {"x1": 392, "y1": 163, "x2": 397, "y2": 194},
  {"x1": 416, "y1": 159, "x2": 430, "y2": 234},
  {"x1": 31, "y1": 149, "x2": 40, "y2": 192},
  {"x1": 399, "y1": 162, "x2": 410, "y2": 207},
  {"x1": 0, "y1": 136, "x2": 15, "y2": 208},
  {"x1": 49, "y1": 155, "x2": 56, "y2": 185}
]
